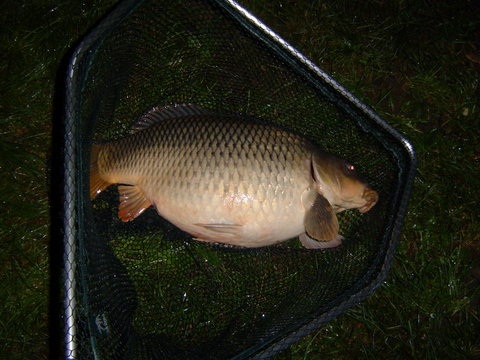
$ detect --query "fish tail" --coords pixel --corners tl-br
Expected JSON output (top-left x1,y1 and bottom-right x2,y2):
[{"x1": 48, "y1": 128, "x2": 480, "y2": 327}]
[{"x1": 89, "y1": 143, "x2": 110, "y2": 199}]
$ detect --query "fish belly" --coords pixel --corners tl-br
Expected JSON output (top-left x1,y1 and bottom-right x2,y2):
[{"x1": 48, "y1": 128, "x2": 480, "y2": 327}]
[{"x1": 145, "y1": 179, "x2": 308, "y2": 247}]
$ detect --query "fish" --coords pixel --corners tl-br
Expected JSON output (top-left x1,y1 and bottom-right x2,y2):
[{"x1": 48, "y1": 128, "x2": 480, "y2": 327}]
[{"x1": 90, "y1": 103, "x2": 378, "y2": 249}]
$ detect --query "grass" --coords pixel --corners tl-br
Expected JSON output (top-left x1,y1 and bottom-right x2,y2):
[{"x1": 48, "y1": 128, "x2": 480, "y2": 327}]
[
  {"x1": 1, "y1": 0, "x2": 479, "y2": 359},
  {"x1": 238, "y1": 0, "x2": 480, "y2": 358},
  {"x1": 0, "y1": 1, "x2": 117, "y2": 358}
]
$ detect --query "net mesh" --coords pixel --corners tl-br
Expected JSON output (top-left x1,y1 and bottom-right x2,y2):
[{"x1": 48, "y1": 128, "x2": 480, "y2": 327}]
[{"x1": 63, "y1": 0, "x2": 416, "y2": 359}]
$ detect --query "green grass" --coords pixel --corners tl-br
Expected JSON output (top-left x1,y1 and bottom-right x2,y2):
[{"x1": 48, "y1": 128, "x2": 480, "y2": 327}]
[
  {"x1": 239, "y1": 0, "x2": 480, "y2": 358},
  {"x1": 0, "y1": 1, "x2": 117, "y2": 358},
  {"x1": 1, "y1": 0, "x2": 479, "y2": 359}
]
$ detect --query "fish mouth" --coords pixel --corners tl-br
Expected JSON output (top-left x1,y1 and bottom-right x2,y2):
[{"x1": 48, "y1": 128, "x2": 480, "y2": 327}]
[{"x1": 358, "y1": 188, "x2": 379, "y2": 213}]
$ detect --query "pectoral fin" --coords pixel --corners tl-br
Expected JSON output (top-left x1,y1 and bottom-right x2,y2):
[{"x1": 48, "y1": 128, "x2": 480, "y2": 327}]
[
  {"x1": 299, "y1": 233, "x2": 343, "y2": 249},
  {"x1": 301, "y1": 194, "x2": 342, "y2": 249},
  {"x1": 118, "y1": 185, "x2": 152, "y2": 222}
]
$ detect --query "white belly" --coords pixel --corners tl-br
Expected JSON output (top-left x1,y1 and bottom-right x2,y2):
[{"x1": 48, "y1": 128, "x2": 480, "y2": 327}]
[{"x1": 149, "y1": 180, "x2": 308, "y2": 247}]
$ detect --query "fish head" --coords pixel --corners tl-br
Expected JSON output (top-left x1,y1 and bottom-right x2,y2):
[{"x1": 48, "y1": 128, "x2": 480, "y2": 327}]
[{"x1": 311, "y1": 152, "x2": 378, "y2": 213}]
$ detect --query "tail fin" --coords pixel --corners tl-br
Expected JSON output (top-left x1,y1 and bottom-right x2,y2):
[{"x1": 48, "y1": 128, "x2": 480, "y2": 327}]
[{"x1": 90, "y1": 144, "x2": 111, "y2": 199}]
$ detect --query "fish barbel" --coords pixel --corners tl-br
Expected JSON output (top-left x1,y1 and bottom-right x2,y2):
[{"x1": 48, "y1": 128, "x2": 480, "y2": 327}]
[{"x1": 90, "y1": 104, "x2": 378, "y2": 249}]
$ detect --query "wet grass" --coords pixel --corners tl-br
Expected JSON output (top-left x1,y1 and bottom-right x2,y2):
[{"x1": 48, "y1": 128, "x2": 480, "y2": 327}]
[
  {"x1": 1, "y1": 0, "x2": 479, "y2": 359},
  {"x1": 239, "y1": 0, "x2": 480, "y2": 358},
  {"x1": 0, "y1": 1, "x2": 116, "y2": 358}
]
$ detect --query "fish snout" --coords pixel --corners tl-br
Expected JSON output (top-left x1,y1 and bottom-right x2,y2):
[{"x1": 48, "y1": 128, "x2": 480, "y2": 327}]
[{"x1": 358, "y1": 188, "x2": 379, "y2": 213}]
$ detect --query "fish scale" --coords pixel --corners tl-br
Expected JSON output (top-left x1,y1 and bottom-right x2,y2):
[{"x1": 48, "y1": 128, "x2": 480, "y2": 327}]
[{"x1": 90, "y1": 104, "x2": 378, "y2": 248}]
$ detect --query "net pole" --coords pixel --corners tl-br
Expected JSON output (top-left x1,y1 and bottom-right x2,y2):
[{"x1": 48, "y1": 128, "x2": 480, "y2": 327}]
[{"x1": 63, "y1": 49, "x2": 80, "y2": 360}]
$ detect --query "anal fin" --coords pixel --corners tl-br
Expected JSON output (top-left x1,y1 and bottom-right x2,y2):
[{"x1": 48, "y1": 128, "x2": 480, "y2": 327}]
[
  {"x1": 301, "y1": 194, "x2": 341, "y2": 249},
  {"x1": 118, "y1": 185, "x2": 152, "y2": 222}
]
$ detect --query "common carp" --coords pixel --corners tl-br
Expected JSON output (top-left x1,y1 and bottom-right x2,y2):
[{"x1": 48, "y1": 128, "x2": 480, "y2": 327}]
[{"x1": 90, "y1": 104, "x2": 378, "y2": 249}]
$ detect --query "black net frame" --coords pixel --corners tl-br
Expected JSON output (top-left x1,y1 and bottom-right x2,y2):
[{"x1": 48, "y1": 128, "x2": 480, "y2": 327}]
[{"x1": 62, "y1": 1, "x2": 416, "y2": 359}]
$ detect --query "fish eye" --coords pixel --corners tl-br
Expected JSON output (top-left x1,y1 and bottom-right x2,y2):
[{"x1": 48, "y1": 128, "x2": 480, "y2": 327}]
[{"x1": 345, "y1": 163, "x2": 356, "y2": 173}]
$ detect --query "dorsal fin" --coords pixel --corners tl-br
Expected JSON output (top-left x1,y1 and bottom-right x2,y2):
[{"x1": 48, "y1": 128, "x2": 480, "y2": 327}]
[{"x1": 130, "y1": 103, "x2": 214, "y2": 133}]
